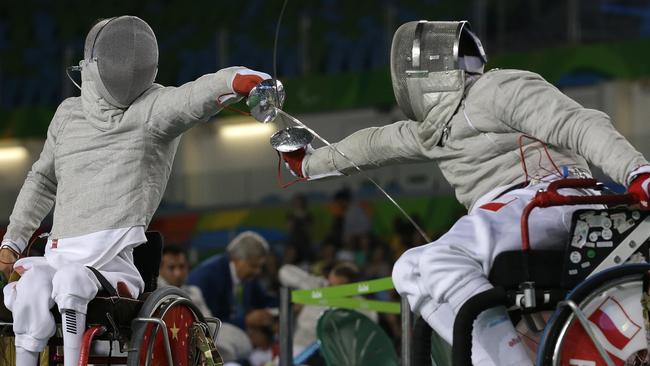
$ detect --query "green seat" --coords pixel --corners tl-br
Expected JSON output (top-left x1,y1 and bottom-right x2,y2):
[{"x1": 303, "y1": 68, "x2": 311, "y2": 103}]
[{"x1": 316, "y1": 309, "x2": 399, "y2": 366}]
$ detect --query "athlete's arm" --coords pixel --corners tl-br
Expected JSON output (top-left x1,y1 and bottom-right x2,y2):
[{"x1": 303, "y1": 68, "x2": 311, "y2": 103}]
[
  {"x1": 492, "y1": 70, "x2": 648, "y2": 186},
  {"x1": 2, "y1": 99, "x2": 73, "y2": 255},
  {"x1": 146, "y1": 67, "x2": 269, "y2": 140},
  {"x1": 297, "y1": 120, "x2": 429, "y2": 179}
]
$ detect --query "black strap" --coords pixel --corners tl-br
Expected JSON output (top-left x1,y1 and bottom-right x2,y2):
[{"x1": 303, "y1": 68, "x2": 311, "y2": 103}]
[
  {"x1": 86, "y1": 266, "x2": 118, "y2": 297},
  {"x1": 452, "y1": 287, "x2": 508, "y2": 366},
  {"x1": 493, "y1": 181, "x2": 528, "y2": 200}
]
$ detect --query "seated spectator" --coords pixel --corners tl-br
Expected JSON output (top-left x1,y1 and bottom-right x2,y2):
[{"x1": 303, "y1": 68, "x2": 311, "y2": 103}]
[
  {"x1": 187, "y1": 231, "x2": 277, "y2": 329},
  {"x1": 286, "y1": 194, "x2": 314, "y2": 266},
  {"x1": 310, "y1": 243, "x2": 336, "y2": 277},
  {"x1": 157, "y1": 244, "x2": 213, "y2": 318},
  {"x1": 214, "y1": 322, "x2": 253, "y2": 365},
  {"x1": 247, "y1": 324, "x2": 278, "y2": 366},
  {"x1": 365, "y1": 245, "x2": 392, "y2": 280},
  {"x1": 278, "y1": 262, "x2": 378, "y2": 356}
]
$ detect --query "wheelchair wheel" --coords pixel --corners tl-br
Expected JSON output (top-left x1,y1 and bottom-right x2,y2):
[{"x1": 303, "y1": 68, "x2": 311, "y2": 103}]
[
  {"x1": 537, "y1": 264, "x2": 650, "y2": 366},
  {"x1": 127, "y1": 286, "x2": 218, "y2": 366}
]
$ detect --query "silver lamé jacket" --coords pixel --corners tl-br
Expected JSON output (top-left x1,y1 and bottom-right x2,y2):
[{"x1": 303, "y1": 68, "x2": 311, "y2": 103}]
[
  {"x1": 304, "y1": 69, "x2": 649, "y2": 210},
  {"x1": 3, "y1": 66, "x2": 245, "y2": 251}
]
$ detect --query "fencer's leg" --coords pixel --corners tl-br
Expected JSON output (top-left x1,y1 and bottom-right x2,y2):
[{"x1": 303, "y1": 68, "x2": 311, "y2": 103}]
[
  {"x1": 392, "y1": 245, "x2": 430, "y2": 314},
  {"x1": 61, "y1": 309, "x2": 87, "y2": 366},
  {"x1": 473, "y1": 306, "x2": 530, "y2": 366},
  {"x1": 51, "y1": 265, "x2": 101, "y2": 366},
  {"x1": 416, "y1": 195, "x2": 537, "y2": 366},
  {"x1": 394, "y1": 247, "x2": 498, "y2": 365},
  {"x1": 4, "y1": 259, "x2": 56, "y2": 366},
  {"x1": 418, "y1": 245, "x2": 532, "y2": 365},
  {"x1": 422, "y1": 303, "x2": 494, "y2": 366},
  {"x1": 424, "y1": 302, "x2": 530, "y2": 366},
  {"x1": 15, "y1": 347, "x2": 40, "y2": 365}
]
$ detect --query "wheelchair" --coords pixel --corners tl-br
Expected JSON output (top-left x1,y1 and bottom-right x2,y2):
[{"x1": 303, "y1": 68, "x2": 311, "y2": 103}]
[
  {"x1": 412, "y1": 178, "x2": 650, "y2": 366},
  {"x1": 0, "y1": 231, "x2": 223, "y2": 366}
]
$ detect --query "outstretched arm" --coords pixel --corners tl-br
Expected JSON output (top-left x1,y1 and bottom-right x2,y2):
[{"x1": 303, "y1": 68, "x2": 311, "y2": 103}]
[
  {"x1": 287, "y1": 120, "x2": 430, "y2": 179},
  {"x1": 491, "y1": 70, "x2": 649, "y2": 185},
  {"x1": 146, "y1": 67, "x2": 270, "y2": 140},
  {"x1": 2, "y1": 99, "x2": 74, "y2": 255},
  {"x1": 278, "y1": 264, "x2": 328, "y2": 289}
]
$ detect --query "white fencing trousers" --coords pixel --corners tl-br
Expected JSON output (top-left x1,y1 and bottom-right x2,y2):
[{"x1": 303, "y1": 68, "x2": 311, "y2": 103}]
[
  {"x1": 393, "y1": 182, "x2": 594, "y2": 365},
  {"x1": 3, "y1": 248, "x2": 143, "y2": 353}
]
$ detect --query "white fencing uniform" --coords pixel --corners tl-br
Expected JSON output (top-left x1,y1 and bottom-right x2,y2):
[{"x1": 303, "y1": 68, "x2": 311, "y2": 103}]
[
  {"x1": 393, "y1": 180, "x2": 597, "y2": 365},
  {"x1": 3, "y1": 226, "x2": 145, "y2": 358},
  {"x1": 300, "y1": 67, "x2": 650, "y2": 364},
  {"x1": 1, "y1": 15, "x2": 266, "y2": 366}
]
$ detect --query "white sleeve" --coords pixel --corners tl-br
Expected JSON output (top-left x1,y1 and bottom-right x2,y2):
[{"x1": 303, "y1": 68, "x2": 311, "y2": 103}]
[
  {"x1": 146, "y1": 67, "x2": 244, "y2": 140},
  {"x1": 490, "y1": 71, "x2": 648, "y2": 186},
  {"x1": 303, "y1": 120, "x2": 430, "y2": 179},
  {"x1": 278, "y1": 265, "x2": 327, "y2": 289},
  {"x1": 3, "y1": 99, "x2": 74, "y2": 252}
]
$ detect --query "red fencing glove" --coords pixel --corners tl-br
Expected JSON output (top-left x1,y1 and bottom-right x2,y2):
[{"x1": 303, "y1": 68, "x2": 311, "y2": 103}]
[
  {"x1": 281, "y1": 147, "x2": 309, "y2": 179},
  {"x1": 629, "y1": 173, "x2": 650, "y2": 207},
  {"x1": 231, "y1": 69, "x2": 272, "y2": 96}
]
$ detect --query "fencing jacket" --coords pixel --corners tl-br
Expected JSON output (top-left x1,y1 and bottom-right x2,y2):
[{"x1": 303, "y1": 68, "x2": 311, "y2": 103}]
[
  {"x1": 3, "y1": 66, "x2": 246, "y2": 252},
  {"x1": 304, "y1": 69, "x2": 649, "y2": 210}
]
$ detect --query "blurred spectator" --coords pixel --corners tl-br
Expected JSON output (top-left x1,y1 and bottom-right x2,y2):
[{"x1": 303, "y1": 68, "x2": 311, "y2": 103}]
[
  {"x1": 335, "y1": 238, "x2": 355, "y2": 263},
  {"x1": 389, "y1": 216, "x2": 412, "y2": 259},
  {"x1": 214, "y1": 323, "x2": 253, "y2": 365},
  {"x1": 187, "y1": 231, "x2": 277, "y2": 329},
  {"x1": 354, "y1": 233, "x2": 372, "y2": 267},
  {"x1": 326, "y1": 188, "x2": 371, "y2": 248},
  {"x1": 389, "y1": 214, "x2": 428, "y2": 260},
  {"x1": 325, "y1": 189, "x2": 348, "y2": 247},
  {"x1": 157, "y1": 245, "x2": 212, "y2": 318},
  {"x1": 247, "y1": 324, "x2": 278, "y2": 366},
  {"x1": 281, "y1": 245, "x2": 300, "y2": 266},
  {"x1": 279, "y1": 262, "x2": 378, "y2": 357},
  {"x1": 365, "y1": 245, "x2": 392, "y2": 280},
  {"x1": 285, "y1": 194, "x2": 313, "y2": 265},
  {"x1": 310, "y1": 243, "x2": 337, "y2": 277},
  {"x1": 342, "y1": 195, "x2": 371, "y2": 244},
  {"x1": 258, "y1": 251, "x2": 281, "y2": 299}
]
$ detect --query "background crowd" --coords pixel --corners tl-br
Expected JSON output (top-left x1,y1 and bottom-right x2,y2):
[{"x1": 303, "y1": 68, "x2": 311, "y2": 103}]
[
  {"x1": 155, "y1": 187, "x2": 450, "y2": 366},
  {"x1": 3, "y1": 1, "x2": 650, "y2": 365}
]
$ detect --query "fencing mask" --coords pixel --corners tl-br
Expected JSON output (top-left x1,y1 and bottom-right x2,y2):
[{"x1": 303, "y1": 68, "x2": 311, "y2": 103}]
[
  {"x1": 390, "y1": 21, "x2": 486, "y2": 122},
  {"x1": 83, "y1": 16, "x2": 158, "y2": 108}
]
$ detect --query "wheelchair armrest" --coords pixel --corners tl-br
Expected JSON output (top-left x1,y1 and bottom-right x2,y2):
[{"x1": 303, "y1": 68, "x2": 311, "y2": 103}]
[{"x1": 452, "y1": 287, "x2": 508, "y2": 366}]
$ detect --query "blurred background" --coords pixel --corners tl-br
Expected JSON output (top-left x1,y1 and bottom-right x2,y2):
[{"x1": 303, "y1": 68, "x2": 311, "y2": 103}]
[{"x1": 1, "y1": 0, "x2": 650, "y2": 361}]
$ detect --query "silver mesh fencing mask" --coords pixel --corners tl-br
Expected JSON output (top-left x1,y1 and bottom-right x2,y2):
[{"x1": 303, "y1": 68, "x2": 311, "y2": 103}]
[
  {"x1": 83, "y1": 16, "x2": 158, "y2": 108},
  {"x1": 390, "y1": 21, "x2": 486, "y2": 121}
]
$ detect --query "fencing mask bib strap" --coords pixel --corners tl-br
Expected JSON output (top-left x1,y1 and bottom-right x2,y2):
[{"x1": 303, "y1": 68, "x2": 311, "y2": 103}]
[
  {"x1": 83, "y1": 16, "x2": 158, "y2": 108},
  {"x1": 407, "y1": 69, "x2": 465, "y2": 149}
]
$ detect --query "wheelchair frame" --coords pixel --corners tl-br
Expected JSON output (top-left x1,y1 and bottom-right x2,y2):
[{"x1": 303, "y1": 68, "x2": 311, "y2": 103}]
[
  {"x1": 0, "y1": 232, "x2": 223, "y2": 366},
  {"x1": 447, "y1": 178, "x2": 650, "y2": 366}
]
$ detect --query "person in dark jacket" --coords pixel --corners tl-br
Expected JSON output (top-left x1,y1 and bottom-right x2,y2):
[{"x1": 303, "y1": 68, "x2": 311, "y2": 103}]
[{"x1": 187, "y1": 231, "x2": 276, "y2": 329}]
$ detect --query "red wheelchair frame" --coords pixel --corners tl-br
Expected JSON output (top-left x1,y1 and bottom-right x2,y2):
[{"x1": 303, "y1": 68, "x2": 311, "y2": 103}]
[{"x1": 452, "y1": 178, "x2": 649, "y2": 366}]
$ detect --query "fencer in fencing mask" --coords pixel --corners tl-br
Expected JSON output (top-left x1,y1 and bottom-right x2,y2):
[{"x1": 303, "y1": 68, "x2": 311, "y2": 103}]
[
  {"x1": 390, "y1": 21, "x2": 487, "y2": 142},
  {"x1": 81, "y1": 16, "x2": 159, "y2": 108}
]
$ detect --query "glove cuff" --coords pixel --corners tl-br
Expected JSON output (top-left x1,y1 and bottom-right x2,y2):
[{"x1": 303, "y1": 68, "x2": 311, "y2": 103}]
[
  {"x1": 627, "y1": 165, "x2": 650, "y2": 186},
  {"x1": 230, "y1": 68, "x2": 272, "y2": 96},
  {"x1": 0, "y1": 240, "x2": 22, "y2": 256}
]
